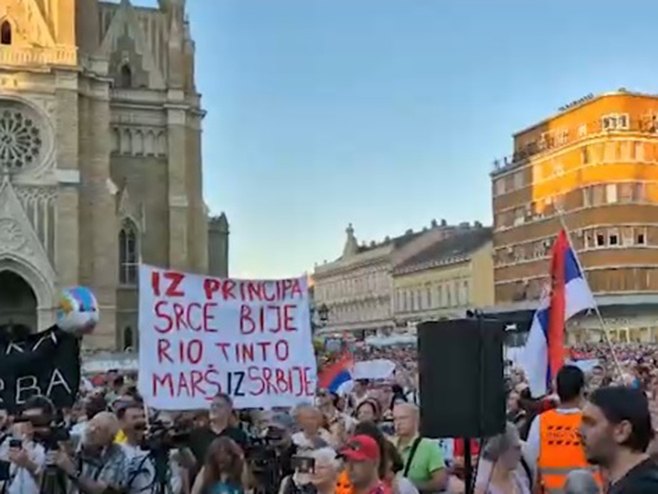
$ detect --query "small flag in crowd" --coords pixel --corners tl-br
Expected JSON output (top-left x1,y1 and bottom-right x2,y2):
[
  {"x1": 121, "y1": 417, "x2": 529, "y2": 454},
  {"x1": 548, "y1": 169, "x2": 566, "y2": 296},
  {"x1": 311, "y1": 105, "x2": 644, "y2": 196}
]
[
  {"x1": 522, "y1": 229, "x2": 596, "y2": 397},
  {"x1": 318, "y1": 352, "x2": 353, "y2": 393}
]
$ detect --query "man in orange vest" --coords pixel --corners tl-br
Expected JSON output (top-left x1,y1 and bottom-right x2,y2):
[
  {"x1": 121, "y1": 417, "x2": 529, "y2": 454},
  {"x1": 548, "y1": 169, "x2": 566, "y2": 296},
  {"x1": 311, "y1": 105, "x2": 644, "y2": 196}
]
[{"x1": 526, "y1": 365, "x2": 603, "y2": 493}]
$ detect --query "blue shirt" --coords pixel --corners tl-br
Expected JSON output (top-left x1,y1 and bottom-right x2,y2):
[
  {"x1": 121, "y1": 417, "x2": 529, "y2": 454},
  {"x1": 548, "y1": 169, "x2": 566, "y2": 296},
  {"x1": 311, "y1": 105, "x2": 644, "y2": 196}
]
[{"x1": 207, "y1": 482, "x2": 244, "y2": 494}]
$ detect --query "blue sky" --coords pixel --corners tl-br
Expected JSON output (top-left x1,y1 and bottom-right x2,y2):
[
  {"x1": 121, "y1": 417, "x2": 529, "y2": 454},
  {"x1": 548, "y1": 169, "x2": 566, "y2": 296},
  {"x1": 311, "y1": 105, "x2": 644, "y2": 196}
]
[{"x1": 138, "y1": 0, "x2": 658, "y2": 278}]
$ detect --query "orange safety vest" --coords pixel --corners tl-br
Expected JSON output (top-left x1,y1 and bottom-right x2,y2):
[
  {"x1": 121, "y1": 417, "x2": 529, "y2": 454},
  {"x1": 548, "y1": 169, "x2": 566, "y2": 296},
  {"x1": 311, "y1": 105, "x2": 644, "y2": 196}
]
[{"x1": 538, "y1": 409, "x2": 603, "y2": 494}]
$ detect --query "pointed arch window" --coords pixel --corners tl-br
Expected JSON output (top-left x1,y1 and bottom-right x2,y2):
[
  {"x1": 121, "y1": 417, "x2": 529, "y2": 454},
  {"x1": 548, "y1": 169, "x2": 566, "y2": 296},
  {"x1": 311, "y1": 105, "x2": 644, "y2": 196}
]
[
  {"x1": 119, "y1": 63, "x2": 133, "y2": 88},
  {"x1": 122, "y1": 326, "x2": 134, "y2": 351},
  {"x1": 0, "y1": 21, "x2": 11, "y2": 45},
  {"x1": 119, "y1": 219, "x2": 139, "y2": 285}
]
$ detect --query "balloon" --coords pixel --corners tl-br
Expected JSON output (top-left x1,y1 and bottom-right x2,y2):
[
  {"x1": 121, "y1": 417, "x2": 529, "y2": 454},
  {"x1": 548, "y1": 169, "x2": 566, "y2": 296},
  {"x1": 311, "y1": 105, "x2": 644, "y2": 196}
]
[{"x1": 56, "y1": 286, "x2": 99, "y2": 335}]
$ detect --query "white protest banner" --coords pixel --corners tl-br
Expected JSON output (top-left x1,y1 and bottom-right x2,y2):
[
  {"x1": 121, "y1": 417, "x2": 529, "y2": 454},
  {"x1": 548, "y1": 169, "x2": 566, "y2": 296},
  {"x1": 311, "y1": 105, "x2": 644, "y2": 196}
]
[{"x1": 138, "y1": 265, "x2": 317, "y2": 410}]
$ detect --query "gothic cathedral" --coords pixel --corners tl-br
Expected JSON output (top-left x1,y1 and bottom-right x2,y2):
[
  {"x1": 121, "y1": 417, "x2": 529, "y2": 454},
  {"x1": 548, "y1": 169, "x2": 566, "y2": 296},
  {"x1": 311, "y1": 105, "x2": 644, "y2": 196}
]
[{"x1": 0, "y1": 0, "x2": 229, "y2": 350}]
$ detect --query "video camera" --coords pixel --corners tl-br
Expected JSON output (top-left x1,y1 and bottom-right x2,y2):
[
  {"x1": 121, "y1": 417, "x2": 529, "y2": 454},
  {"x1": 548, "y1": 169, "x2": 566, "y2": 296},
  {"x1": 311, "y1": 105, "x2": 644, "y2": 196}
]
[
  {"x1": 245, "y1": 425, "x2": 289, "y2": 470},
  {"x1": 245, "y1": 425, "x2": 295, "y2": 494},
  {"x1": 14, "y1": 414, "x2": 70, "y2": 451},
  {"x1": 140, "y1": 419, "x2": 191, "y2": 452}
]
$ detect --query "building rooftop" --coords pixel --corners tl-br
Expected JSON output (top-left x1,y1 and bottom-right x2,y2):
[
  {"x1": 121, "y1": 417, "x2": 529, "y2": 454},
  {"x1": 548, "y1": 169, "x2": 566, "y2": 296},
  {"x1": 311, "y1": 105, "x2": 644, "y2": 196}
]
[
  {"x1": 513, "y1": 89, "x2": 658, "y2": 138},
  {"x1": 491, "y1": 89, "x2": 658, "y2": 176},
  {"x1": 395, "y1": 226, "x2": 492, "y2": 273},
  {"x1": 356, "y1": 228, "x2": 424, "y2": 254}
]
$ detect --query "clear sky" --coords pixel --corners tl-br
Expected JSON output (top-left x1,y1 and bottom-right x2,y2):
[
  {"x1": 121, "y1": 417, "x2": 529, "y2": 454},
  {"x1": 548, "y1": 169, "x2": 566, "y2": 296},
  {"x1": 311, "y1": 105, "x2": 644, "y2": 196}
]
[{"x1": 140, "y1": 0, "x2": 658, "y2": 278}]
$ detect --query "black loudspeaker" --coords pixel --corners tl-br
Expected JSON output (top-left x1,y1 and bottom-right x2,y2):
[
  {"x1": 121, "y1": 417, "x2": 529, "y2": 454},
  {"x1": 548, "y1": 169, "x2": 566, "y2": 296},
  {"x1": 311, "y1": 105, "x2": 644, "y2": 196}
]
[{"x1": 418, "y1": 317, "x2": 506, "y2": 438}]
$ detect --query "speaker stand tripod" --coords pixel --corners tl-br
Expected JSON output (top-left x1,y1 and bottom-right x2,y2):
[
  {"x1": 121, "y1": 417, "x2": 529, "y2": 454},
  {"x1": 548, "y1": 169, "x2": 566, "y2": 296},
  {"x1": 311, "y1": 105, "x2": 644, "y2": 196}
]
[{"x1": 463, "y1": 438, "x2": 474, "y2": 494}]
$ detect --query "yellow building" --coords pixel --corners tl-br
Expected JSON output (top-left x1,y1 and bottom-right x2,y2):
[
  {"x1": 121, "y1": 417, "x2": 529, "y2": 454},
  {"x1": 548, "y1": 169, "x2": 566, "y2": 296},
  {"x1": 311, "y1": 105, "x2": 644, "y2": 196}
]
[
  {"x1": 392, "y1": 226, "x2": 494, "y2": 325},
  {"x1": 491, "y1": 90, "x2": 658, "y2": 343}
]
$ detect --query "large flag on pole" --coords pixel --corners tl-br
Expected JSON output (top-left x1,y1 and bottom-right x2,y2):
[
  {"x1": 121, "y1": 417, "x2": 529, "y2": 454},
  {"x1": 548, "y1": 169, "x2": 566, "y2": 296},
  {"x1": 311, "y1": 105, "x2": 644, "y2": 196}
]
[{"x1": 522, "y1": 229, "x2": 596, "y2": 397}]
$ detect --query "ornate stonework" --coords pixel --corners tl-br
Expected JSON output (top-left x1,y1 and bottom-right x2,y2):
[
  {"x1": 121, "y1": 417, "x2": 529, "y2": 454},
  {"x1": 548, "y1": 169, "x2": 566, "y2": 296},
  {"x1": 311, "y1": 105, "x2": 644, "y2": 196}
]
[
  {"x1": 0, "y1": 217, "x2": 26, "y2": 252},
  {"x1": 0, "y1": 0, "x2": 227, "y2": 349},
  {"x1": 0, "y1": 0, "x2": 77, "y2": 67},
  {"x1": 0, "y1": 107, "x2": 42, "y2": 172},
  {"x1": 0, "y1": 177, "x2": 57, "y2": 327},
  {"x1": 0, "y1": 0, "x2": 56, "y2": 47}
]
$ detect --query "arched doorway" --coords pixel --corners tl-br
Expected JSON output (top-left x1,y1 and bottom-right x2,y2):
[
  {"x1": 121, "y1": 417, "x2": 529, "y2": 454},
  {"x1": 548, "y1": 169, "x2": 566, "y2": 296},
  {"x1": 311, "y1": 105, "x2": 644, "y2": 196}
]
[{"x1": 0, "y1": 271, "x2": 37, "y2": 337}]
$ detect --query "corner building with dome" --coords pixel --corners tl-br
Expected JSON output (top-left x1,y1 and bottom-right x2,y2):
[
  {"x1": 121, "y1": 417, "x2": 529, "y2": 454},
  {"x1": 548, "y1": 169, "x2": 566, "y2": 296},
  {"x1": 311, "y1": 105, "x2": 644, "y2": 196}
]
[{"x1": 0, "y1": 0, "x2": 229, "y2": 350}]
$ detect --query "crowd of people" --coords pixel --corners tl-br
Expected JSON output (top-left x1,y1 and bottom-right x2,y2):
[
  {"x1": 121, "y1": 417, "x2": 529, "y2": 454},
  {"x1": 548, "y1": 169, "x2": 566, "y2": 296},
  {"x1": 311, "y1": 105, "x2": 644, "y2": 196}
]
[{"x1": 0, "y1": 342, "x2": 657, "y2": 493}]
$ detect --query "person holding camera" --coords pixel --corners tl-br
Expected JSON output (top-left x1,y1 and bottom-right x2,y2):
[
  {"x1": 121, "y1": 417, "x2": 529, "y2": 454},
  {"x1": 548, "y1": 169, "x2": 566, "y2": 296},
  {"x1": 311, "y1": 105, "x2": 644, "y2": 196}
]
[
  {"x1": 118, "y1": 401, "x2": 192, "y2": 494},
  {"x1": 278, "y1": 447, "x2": 340, "y2": 494},
  {"x1": 52, "y1": 411, "x2": 129, "y2": 494},
  {"x1": 0, "y1": 397, "x2": 49, "y2": 494}
]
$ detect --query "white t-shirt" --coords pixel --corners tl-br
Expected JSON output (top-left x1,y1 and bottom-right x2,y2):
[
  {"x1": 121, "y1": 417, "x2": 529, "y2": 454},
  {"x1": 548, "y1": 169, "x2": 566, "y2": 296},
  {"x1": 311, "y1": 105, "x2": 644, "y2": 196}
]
[
  {"x1": 395, "y1": 474, "x2": 420, "y2": 494},
  {"x1": 0, "y1": 437, "x2": 46, "y2": 494},
  {"x1": 121, "y1": 443, "x2": 183, "y2": 494},
  {"x1": 291, "y1": 429, "x2": 333, "y2": 452}
]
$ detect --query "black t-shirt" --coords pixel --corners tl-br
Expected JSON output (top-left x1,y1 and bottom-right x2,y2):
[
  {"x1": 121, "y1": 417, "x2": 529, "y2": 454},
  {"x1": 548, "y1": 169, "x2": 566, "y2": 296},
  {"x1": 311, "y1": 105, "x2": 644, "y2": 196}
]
[
  {"x1": 187, "y1": 425, "x2": 249, "y2": 464},
  {"x1": 608, "y1": 458, "x2": 658, "y2": 494}
]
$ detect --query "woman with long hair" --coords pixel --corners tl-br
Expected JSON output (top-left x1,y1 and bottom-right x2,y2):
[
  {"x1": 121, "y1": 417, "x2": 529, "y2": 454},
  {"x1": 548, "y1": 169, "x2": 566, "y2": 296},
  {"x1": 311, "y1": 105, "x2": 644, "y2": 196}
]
[
  {"x1": 191, "y1": 436, "x2": 245, "y2": 494},
  {"x1": 354, "y1": 399, "x2": 381, "y2": 424},
  {"x1": 475, "y1": 423, "x2": 530, "y2": 494}
]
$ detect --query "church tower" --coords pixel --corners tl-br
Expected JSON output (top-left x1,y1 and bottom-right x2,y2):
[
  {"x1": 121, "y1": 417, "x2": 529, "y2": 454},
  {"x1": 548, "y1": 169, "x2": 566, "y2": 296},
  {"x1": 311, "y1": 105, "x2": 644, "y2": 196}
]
[{"x1": 0, "y1": 0, "x2": 218, "y2": 350}]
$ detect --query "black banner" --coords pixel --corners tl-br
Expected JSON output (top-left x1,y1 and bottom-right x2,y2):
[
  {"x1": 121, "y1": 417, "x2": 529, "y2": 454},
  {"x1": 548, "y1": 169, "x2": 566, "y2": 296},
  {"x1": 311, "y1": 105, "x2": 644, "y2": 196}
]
[{"x1": 0, "y1": 326, "x2": 80, "y2": 413}]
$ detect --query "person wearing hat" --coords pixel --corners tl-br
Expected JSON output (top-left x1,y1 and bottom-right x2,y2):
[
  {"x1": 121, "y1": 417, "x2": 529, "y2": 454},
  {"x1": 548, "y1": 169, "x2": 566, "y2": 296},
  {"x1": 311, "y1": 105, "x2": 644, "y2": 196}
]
[{"x1": 340, "y1": 435, "x2": 392, "y2": 494}]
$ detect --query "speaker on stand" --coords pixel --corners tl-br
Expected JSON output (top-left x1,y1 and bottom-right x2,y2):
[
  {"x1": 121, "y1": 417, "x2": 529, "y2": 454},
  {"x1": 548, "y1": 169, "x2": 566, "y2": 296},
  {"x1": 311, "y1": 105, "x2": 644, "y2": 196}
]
[{"x1": 417, "y1": 315, "x2": 506, "y2": 494}]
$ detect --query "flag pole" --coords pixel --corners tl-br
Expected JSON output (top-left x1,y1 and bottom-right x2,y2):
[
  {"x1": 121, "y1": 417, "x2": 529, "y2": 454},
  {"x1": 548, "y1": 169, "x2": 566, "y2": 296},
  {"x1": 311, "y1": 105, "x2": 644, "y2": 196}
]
[{"x1": 555, "y1": 206, "x2": 625, "y2": 381}]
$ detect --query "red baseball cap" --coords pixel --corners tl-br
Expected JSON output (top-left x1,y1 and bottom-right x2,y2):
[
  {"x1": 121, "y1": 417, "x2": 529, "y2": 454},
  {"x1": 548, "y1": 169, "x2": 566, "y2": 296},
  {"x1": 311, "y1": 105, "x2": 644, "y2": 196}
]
[{"x1": 340, "y1": 434, "x2": 380, "y2": 462}]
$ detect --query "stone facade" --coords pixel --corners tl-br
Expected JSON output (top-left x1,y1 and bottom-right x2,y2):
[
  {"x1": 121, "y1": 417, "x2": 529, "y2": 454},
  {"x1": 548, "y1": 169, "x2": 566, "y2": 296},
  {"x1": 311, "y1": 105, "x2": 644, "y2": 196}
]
[
  {"x1": 313, "y1": 221, "x2": 472, "y2": 335},
  {"x1": 0, "y1": 0, "x2": 229, "y2": 349}
]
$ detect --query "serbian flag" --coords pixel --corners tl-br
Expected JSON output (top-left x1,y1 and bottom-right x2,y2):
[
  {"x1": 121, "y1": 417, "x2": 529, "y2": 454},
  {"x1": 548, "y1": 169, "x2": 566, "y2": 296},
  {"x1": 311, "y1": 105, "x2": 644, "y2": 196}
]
[
  {"x1": 318, "y1": 353, "x2": 353, "y2": 393},
  {"x1": 522, "y1": 229, "x2": 596, "y2": 397}
]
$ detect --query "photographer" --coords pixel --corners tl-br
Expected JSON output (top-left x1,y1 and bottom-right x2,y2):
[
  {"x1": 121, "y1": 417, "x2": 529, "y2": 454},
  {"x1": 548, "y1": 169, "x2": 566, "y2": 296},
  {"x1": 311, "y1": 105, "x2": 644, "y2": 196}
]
[
  {"x1": 243, "y1": 413, "x2": 298, "y2": 494},
  {"x1": 118, "y1": 401, "x2": 193, "y2": 494},
  {"x1": 265, "y1": 413, "x2": 297, "y2": 479},
  {"x1": 279, "y1": 447, "x2": 340, "y2": 494},
  {"x1": 0, "y1": 396, "x2": 49, "y2": 494},
  {"x1": 53, "y1": 411, "x2": 129, "y2": 494}
]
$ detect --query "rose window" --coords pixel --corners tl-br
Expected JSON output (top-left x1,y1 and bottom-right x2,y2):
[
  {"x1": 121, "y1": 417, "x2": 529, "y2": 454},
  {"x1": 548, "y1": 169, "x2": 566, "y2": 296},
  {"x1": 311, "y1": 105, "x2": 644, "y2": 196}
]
[{"x1": 0, "y1": 109, "x2": 43, "y2": 171}]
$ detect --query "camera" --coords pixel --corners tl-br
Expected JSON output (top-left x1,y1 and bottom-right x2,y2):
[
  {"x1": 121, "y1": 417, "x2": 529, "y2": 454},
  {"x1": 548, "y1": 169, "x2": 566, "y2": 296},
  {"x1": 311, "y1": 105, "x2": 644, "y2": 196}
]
[
  {"x1": 141, "y1": 419, "x2": 191, "y2": 452},
  {"x1": 245, "y1": 428, "x2": 294, "y2": 494},
  {"x1": 14, "y1": 414, "x2": 70, "y2": 451},
  {"x1": 291, "y1": 455, "x2": 315, "y2": 474},
  {"x1": 245, "y1": 435, "x2": 279, "y2": 475}
]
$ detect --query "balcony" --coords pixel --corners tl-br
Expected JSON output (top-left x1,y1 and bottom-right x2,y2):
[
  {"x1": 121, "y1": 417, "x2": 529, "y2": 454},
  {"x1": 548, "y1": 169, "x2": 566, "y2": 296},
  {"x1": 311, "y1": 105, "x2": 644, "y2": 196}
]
[{"x1": 491, "y1": 115, "x2": 658, "y2": 175}]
